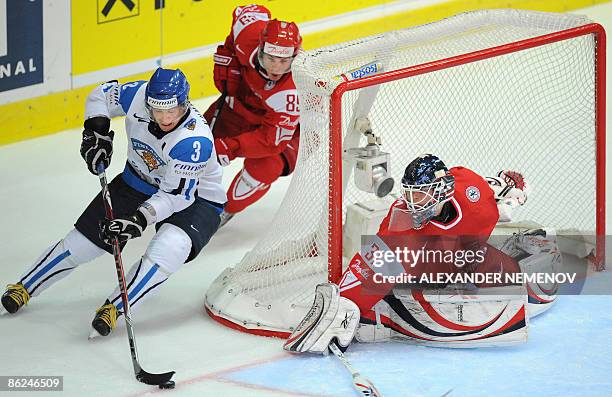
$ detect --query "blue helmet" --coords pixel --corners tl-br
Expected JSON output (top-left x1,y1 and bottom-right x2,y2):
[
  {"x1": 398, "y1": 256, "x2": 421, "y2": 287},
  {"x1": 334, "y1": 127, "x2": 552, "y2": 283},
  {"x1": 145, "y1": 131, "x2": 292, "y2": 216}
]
[
  {"x1": 145, "y1": 67, "x2": 190, "y2": 112},
  {"x1": 402, "y1": 154, "x2": 449, "y2": 186}
]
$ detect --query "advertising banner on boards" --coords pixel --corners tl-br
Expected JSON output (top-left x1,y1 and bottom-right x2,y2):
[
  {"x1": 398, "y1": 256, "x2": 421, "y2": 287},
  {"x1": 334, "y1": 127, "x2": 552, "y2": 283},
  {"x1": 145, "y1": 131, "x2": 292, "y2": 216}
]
[{"x1": 0, "y1": 0, "x2": 43, "y2": 92}]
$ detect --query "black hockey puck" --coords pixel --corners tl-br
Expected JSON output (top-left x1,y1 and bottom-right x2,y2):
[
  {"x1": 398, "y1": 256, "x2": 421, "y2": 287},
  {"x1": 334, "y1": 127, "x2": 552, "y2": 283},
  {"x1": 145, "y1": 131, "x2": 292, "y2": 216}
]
[{"x1": 158, "y1": 380, "x2": 175, "y2": 389}]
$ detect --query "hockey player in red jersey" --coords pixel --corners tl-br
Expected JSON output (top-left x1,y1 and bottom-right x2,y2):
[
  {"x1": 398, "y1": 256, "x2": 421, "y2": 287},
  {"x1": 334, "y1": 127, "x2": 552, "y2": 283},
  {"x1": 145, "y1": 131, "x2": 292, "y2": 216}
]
[
  {"x1": 205, "y1": 4, "x2": 302, "y2": 226},
  {"x1": 283, "y1": 154, "x2": 547, "y2": 354}
]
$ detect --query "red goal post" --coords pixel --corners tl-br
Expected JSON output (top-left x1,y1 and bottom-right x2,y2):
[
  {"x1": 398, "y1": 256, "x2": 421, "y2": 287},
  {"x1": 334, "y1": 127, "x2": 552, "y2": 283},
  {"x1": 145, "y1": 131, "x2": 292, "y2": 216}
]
[
  {"x1": 206, "y1": 9, "x2": 606, "y2": 338},
  {"x1": 328, "y1": 20, "x2": 607, "y2": 281}
]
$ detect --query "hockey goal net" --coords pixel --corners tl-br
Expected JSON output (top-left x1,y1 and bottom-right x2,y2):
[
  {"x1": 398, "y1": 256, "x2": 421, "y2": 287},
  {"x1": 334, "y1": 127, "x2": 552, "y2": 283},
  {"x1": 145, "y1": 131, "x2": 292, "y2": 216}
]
[{"x1": 206, "y1": 9, "x2": 605, "y2": 337}]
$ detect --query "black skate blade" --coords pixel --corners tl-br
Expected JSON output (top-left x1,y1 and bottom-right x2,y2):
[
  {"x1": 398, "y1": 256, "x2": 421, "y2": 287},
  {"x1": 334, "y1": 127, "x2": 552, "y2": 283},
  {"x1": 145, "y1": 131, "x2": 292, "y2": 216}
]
[{"x1": 136, "y1": 369, "x2": 175, "y2": 385}]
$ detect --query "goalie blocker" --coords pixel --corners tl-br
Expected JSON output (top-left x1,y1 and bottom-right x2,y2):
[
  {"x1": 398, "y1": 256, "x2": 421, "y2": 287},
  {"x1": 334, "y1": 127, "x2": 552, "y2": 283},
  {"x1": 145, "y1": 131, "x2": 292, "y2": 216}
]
[{"x1": 283, "y1": 283, "x2": 360, "y2": 354}]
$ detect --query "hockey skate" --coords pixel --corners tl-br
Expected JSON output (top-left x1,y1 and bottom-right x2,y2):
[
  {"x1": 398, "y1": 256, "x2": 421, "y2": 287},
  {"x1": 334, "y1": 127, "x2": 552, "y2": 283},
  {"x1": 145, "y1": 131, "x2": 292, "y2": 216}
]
[
  {"x1": 218, "y1": 210, "x2": 235, "y2": 228},
  {"x1": 90, "y1": 300, "x2": 118, "y2": 337},
  {"x1": 1, "y1": 283, "x2": 30, "y2": 314}
]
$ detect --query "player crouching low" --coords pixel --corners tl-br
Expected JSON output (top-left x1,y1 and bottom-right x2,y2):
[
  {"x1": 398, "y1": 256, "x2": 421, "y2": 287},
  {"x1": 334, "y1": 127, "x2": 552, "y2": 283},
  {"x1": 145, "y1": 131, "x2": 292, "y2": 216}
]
[
  {"x1": 1, "y1": 68, "x2": 226, "y2": 338},
  {"x1": 284, "y1": 154, "x2": 560, "y2": 354}
]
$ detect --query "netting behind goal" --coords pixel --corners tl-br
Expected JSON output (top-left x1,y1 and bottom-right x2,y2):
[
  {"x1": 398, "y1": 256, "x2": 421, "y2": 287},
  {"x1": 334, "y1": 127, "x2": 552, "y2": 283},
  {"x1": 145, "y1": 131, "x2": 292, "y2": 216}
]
[{"x1": 206, "y1": 9, "x2": 605, "y2": 337}]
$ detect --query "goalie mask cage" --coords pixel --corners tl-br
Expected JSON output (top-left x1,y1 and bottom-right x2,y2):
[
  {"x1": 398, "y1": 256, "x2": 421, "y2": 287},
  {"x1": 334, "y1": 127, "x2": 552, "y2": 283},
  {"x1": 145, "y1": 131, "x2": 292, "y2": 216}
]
[{"x1": 206, "y1": 9, "x2": 606, "y2": 338}]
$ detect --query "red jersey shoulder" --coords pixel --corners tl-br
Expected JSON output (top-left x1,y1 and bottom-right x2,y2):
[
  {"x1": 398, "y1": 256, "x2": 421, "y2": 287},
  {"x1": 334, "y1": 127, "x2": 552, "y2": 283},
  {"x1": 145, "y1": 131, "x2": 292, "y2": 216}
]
[
  {"x1": 231, "y1": 5, "x2": 271, "y2": 66},
  {"x1": 430, "y1": 166, "x2": 498, "y2": 235},
  {"x1": 450, "y1": 167, "x2": 495, "y2": 207}
]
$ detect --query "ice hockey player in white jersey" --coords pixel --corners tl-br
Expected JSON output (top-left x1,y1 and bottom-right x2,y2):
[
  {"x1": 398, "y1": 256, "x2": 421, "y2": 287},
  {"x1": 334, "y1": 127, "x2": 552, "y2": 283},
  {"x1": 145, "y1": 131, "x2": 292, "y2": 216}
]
[{"x1": 1, "y1": 68, "x2": 226, "y2": 337}]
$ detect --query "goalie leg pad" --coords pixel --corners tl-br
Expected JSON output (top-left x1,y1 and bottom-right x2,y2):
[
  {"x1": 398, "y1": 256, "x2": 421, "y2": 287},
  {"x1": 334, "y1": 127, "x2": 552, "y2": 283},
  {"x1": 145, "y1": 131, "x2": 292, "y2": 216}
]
[
  {"x1": 284, "y1": 283, "x2": 360, "y2": 354},
  {"x1": 498, "y1": 228, "x2": 561, "y2": 317},
  {"x1": 358, "y1": 286, "x2": 528, "y2": 347},
  {"x1": 519, "y1": 249, "x2": 561, "y2": 318},
  {"x1": 355, "y1": 301, "x2": 392, "y2": 343}
]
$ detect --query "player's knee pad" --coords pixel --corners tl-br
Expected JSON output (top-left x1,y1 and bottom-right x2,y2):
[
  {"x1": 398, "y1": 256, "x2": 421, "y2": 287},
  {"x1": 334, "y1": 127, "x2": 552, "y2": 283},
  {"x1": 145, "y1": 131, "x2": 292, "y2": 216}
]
[
  {"x1": 243, "y1": 155, "x2": 285, "y2": 184},
  {"x1": 63, "y1": 228, "x2": 107, "y2": 264},
  {"x1": 144, "y1": 224, "x2": 192, "y2": 274}
]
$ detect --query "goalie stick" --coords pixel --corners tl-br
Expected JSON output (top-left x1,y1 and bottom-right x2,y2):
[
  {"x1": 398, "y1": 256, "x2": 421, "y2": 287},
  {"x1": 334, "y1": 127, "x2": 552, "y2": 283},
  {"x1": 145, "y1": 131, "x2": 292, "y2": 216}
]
[
  {"x1": 96, "y1": 164, "x2": 175, "y2": 386},
  {"x1": 328, "y1": 343, "x2": 383, "y2": 397}
]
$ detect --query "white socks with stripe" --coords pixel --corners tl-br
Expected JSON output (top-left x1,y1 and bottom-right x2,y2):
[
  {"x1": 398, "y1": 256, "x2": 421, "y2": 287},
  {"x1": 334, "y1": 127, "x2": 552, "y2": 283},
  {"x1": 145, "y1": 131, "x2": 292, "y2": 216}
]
[
  {"x1": 19, "y1": 229, "x2": 106, "y2": 297},
  {"x1": 106, "y1": 224, "x2": 192, "y2": 313}
]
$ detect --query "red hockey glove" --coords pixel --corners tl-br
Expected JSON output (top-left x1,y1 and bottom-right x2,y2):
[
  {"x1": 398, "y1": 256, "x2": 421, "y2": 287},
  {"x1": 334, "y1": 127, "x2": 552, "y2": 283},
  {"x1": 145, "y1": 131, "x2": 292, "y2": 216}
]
[
  {"x1": 213, "y1": 45, "x2": 241, "y2": 96},
  {"x1": 215, "y1": 138, "x2": 238, "y2": 166}
]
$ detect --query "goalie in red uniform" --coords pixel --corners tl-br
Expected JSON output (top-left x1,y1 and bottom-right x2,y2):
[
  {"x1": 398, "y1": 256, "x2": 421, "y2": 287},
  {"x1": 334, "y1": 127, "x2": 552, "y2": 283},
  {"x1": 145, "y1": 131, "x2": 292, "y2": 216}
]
[
  {"x1": 340, "y1": 155, "x2": 523, "y2": 310},
  {"x1": 205, "y1": 4, "x2": 302, "y2": 226},
  {"x1": 284, "y1": 154, "x2": 557, "y2": 354}
]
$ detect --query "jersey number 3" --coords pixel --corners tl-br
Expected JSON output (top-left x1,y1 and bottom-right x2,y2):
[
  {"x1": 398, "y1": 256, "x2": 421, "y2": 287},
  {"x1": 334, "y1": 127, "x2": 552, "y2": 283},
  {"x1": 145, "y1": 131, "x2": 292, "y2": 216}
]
[{"x1": 191, "y1": 141, "x2": 201, "y2": 161}]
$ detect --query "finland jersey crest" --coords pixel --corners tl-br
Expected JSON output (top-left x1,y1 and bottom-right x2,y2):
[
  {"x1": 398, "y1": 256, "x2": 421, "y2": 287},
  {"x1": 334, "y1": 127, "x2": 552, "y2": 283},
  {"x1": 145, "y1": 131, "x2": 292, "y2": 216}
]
[
  {"x1": 185, "y1": 118, "x2": 197, "y2": 131},
  {"x1": 131, "y1": 138, "x2": 166, "y2": 172}
]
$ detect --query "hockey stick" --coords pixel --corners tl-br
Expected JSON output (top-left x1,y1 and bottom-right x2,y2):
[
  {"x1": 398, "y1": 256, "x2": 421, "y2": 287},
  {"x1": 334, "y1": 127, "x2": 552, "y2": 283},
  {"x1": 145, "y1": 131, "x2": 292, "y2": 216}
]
[
  {"x1": 209, "y1": 91, "x2": 227, "y2": 132},
  {"x1": 96, "y1": 164, "x2": 175, "y2": 386},
  {"x1": 329, "y1": 343, "x2": 383, "y2": 397}
]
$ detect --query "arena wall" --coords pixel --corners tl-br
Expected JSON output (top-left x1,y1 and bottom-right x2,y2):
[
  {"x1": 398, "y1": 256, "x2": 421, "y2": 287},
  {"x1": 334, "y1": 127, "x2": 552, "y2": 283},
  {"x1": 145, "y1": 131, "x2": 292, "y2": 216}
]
[{"x1": 0, "y1": 0, "x2": 608, "y2": 145}]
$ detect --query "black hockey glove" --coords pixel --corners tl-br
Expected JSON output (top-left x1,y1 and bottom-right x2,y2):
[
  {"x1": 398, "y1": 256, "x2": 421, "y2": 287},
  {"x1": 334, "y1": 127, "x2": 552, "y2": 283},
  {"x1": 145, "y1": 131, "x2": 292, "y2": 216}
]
[
  {"x1": 80, "y1": 117, "x2": 114, "y2": 175},
  {"x1": 100, "y1": 210, "x2": 147, "y2": 244}
]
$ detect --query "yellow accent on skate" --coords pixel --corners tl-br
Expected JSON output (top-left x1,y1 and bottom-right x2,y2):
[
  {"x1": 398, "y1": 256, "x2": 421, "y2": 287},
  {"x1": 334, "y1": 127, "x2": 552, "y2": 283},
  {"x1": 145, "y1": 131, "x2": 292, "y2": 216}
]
[
  {"x1": 94, "y1": 303, "x2": 118, "y2": 332},
  {"x1": 4, "y1": 283, "x2": 30, "y2": 308}
]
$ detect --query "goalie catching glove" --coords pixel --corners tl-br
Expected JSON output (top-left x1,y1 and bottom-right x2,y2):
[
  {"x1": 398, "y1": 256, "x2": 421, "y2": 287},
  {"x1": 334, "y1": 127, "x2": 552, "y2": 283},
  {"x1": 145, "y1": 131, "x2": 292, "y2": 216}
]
[
  {"x1": 284, "y1": 283, "x2": 360, "y2": 354},
  {"x1": 486, "y1": 170, "x2": 530, "y2": 222}
]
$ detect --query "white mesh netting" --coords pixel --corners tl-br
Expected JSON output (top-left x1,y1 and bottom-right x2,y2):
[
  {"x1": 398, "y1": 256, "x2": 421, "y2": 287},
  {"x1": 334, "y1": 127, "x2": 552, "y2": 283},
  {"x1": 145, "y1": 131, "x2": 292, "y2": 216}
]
[{"x1": 205, "y1": 9, "x2": 602, "y2": 335}]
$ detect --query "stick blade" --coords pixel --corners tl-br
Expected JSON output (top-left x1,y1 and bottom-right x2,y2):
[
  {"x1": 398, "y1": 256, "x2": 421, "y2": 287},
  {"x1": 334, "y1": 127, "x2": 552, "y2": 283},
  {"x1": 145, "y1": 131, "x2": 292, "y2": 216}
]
[
  {"x1": 136, "y1": 369, "x2": 175, "y2": 386},
  {"x1": 353, "y1": 374, "x2": 383, "y2": 397}
]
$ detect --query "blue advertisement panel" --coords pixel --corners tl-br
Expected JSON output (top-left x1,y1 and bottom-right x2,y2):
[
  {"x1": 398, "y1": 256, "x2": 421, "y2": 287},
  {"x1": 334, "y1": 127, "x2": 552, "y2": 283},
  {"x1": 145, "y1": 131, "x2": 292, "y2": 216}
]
[{"x1": 0, "y1": 0, "x2": 43, "y2": 92}]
